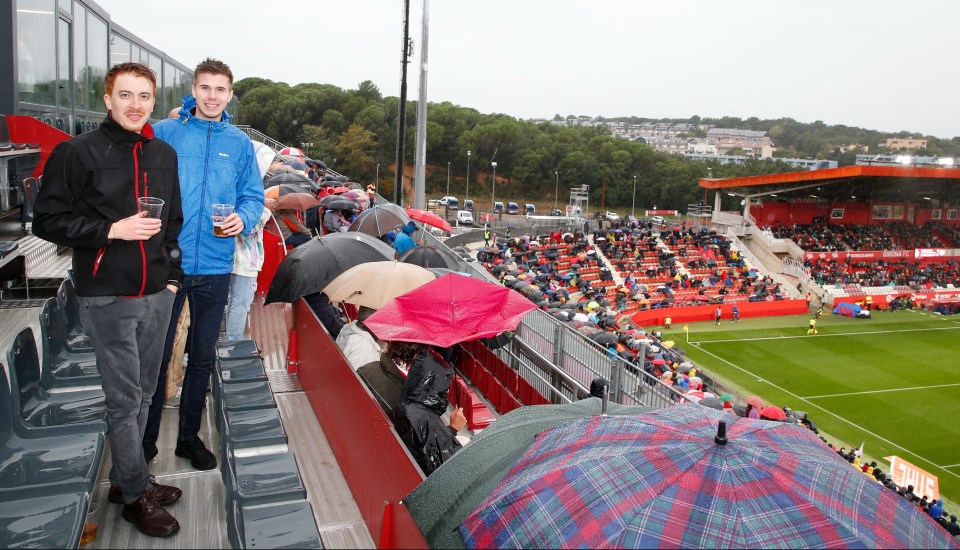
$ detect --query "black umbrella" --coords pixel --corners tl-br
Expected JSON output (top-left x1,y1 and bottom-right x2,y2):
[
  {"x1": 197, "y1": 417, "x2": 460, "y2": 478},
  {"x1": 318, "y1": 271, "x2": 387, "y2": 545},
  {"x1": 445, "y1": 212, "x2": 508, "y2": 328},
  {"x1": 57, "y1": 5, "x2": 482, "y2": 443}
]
[
  {"x1": 266, "y1": 183, "x2": 314, "y2": 196},
  {"x1": 348, "y1": 204, "x2": 410, "y2": 238},
  {"x1": 588, "y1": 331, "x2": 618, "y2": 346},
  {"x1": 399, "y1": 246, "x2": 462, "y2": 270},
  {"x1": 321, "y1": 196, "x2": 359, "y2": 211},
  {"x1": 264, "y1": 232, "x2": 396, "y2": 305},
  {"x1": 264, "y1": 171, "x2": 320, "y2": 191}
]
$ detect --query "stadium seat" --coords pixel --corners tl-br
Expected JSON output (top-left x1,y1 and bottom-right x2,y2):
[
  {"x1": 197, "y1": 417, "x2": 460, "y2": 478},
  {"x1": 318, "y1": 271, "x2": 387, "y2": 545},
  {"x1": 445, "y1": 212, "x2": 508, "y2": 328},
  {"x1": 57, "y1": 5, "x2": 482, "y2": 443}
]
[
  {"x1": 223, "y1": 451, "x2": 306, "y2": 508},
  {"x1": 37, "y1": 298, "x2": 100, "y2": 388},
  {"x1": 0, "y1": 361, "x2": 104, "y2": 492},
  {"x1": 0, "y1": 484, "x2": 89, "y2": 549},
  {"x1": 7, "y1": 327, "x2": 106, "y2": 430},
  {"x1": 228, "y1": 499, "x2": 323, "y2": 550},
  {"x1": 56, "y1": 278, "x2": 93, "y2": 354},
  {"x1": 217, "y1": 340, "x2": 261, "y2": 361}
]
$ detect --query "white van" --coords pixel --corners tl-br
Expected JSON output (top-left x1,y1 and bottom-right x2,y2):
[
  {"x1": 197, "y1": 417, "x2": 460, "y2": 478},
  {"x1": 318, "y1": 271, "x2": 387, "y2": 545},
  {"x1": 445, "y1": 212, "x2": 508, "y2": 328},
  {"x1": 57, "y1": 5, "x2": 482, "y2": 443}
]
[{"x1": 456, "y1": 210, "x2": 474, "y2": 226}]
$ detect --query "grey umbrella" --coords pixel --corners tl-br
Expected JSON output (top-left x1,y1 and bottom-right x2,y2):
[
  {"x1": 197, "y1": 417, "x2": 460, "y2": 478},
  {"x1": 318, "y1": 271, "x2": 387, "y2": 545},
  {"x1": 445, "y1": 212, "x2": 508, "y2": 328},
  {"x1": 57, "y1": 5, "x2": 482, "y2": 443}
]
[{"x1": 403, "y1": 398, "x2": 652, "y2": 549}]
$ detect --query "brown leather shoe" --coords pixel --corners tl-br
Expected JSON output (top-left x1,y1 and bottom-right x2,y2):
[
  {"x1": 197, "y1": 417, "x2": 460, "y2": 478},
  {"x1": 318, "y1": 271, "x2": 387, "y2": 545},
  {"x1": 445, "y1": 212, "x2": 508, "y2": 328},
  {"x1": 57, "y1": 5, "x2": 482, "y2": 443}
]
[
  {"x1": 121, "y1": 492, "x2": 180, "y2": 537},
  {"x1": 108, "y1": 476, "x2": 182, "y2": 506}
]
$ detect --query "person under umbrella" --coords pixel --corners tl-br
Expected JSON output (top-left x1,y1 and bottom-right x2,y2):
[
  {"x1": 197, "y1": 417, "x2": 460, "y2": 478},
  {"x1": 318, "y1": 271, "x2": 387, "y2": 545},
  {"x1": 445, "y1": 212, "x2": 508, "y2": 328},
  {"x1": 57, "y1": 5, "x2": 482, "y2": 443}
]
[
  {"x1": 389, "y1": 342, "x2": 467, "y2": 475},
  {"x1": 394, "y1": 221, "x2": 418, "y2": 255},
  {"x1": 323, "y1": 206, "x2": 349, "y2": 234},
  {"x1": 275, "y1": 206, "x2": 312, "y2": 247}
]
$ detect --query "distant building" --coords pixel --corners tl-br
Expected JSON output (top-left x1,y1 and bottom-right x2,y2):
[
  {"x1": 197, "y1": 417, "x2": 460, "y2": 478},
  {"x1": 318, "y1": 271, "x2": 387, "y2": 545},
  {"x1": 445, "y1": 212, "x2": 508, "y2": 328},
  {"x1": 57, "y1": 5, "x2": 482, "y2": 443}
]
[
  {"x1": 684, "y1": 153, "x2": 836, "y2": 170},
  {"x1": 883, "y1": 137, "x2": 927, "y2": 150},
  {"x1": 837, "y1": 143, "x2": 869, "y2": 154}
]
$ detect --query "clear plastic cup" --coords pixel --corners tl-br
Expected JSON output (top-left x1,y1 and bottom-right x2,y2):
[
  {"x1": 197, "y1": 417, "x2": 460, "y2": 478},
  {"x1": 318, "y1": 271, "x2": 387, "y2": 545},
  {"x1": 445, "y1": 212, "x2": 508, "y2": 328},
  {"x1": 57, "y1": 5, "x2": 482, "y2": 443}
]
[
  {"x1": 138, "y1": 197, "x2": 164, "y2": 219},
  {"x1": 80, "y1": 502, "x2": 98, "y2": 545},
  {"x1": 212, "y1": 204, "x2": 235, "y2": 237}
]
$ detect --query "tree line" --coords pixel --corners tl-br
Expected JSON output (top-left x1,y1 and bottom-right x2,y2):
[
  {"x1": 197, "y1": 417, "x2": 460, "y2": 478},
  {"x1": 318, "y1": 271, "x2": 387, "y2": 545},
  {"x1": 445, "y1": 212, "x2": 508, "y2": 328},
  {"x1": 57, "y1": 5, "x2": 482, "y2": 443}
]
[{"x1": 233, "y1": 78, "x2": 958, "y2": 212}]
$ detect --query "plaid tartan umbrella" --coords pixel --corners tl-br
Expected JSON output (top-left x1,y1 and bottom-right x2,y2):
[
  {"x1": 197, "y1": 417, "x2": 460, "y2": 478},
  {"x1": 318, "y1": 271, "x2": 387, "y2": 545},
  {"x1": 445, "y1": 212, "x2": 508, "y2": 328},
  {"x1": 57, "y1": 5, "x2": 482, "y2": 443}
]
[{"x1": 459, "y1": 405, "x2": 958, "y2": 549}]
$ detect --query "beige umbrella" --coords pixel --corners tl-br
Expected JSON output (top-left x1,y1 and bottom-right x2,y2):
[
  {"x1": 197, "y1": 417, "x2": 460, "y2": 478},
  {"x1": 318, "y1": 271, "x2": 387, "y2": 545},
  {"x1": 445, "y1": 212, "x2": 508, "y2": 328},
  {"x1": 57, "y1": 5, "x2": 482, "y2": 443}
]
[{"x1": 322, "y1": 260, "x2": 435, "y2": 310}]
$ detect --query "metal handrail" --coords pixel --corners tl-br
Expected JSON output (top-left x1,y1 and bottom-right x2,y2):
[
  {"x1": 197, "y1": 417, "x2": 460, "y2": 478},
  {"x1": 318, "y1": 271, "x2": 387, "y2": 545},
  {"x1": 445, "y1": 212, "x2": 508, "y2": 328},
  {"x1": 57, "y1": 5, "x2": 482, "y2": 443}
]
[{"x1": 236, "y1": 125, "x2": 346, "y2": 180}]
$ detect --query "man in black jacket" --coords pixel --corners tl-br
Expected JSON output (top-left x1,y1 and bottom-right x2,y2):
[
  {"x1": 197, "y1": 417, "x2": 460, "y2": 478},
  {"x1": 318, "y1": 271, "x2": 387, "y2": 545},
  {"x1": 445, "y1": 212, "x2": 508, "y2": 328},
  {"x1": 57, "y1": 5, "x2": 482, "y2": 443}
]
[{"x1": 33, "y1": 62, "x2": 183, "y2": 538}]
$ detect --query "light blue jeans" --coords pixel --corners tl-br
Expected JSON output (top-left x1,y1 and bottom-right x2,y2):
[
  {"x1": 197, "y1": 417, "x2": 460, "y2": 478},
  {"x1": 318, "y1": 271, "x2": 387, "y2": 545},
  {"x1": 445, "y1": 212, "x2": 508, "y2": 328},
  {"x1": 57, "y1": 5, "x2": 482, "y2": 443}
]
[{"x1": 225, "y1": 274, "x2": 258, "y2": 341}]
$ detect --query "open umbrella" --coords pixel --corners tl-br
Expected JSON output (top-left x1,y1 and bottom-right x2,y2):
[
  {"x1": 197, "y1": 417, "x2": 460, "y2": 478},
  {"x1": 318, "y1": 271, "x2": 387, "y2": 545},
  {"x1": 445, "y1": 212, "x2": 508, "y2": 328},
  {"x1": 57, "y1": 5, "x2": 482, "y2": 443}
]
[
  {"x1": 264, "y1": 232, "x2": 395, "y2": 305},
  {"x1": 347, "y1": 204, "x2": 411, "y2": 238},
  {"x1": 405, "y1": 208, "x2": 453, "y2": 232},
  {"x1": 264, "y1": 184, "x2": 312, "y2": 199},
  {"x1": 459, "y1": 405, "x2": 956, "y2": 549},
  {"x1": 322, "y1": 261, "x2": 434, "y2": 310},
  {"x1": 265, "y1": 171, "x2": 319, "y2": 191},
  {"x1": 321, "y1": 197, "x2": 359, "y2": 211},
  {"x1": 363, "y1": 274, "x2": 537, "y2": 348},
  {"x1": 399, "y1": 246, "x2": 462, "y2": 270},
  {"x1": 587, "y1": 331, "x2": 617, "y2": 346},
  {"x1": 404, "y1": 398, "x2": 652, "y2": 549},
  {"x1": 278, "y1": 146, "x2": 305, "y2": 158},
  {"x1": 746, "y1": 395, "x2": 764, "y2": 409},
  {"x1": 760, "y1": 405, "x2": 787, "y2": 421},
  {"x1": 252, "y1": 141, "x2": 277, "y2": 178},
  {"x1": 283, "y1": 159, "x2": 308, "y2": 172},
  {"x1": 274, "y1": 192, "x2": 320, "y2": 211}
]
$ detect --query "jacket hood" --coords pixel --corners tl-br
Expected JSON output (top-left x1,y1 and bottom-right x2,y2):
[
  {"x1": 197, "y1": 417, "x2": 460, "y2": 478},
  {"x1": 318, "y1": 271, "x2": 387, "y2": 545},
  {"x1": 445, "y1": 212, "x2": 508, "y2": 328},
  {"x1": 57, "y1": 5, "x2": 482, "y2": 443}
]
[
  {"x1": 400, "y1": 350, "x2": 452, "y2": 415},
  {"x1": 176, "y1": 94, "x2": 232, "y2": 123}
]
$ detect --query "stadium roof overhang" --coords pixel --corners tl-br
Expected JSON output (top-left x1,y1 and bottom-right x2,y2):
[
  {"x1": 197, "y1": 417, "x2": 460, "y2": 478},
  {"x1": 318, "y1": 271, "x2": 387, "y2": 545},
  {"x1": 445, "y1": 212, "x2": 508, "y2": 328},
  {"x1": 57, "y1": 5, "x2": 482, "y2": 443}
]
[{"x1": 698, "y1": 166, "x2": 960, "y2": 203}]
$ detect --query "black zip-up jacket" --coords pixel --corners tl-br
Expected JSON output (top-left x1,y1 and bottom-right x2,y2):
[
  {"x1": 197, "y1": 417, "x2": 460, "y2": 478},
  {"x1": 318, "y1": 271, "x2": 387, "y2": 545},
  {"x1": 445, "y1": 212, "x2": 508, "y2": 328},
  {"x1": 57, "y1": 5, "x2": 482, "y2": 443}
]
[{"x1": 34, "y1": 114, "x2": 184, "y2": 297}]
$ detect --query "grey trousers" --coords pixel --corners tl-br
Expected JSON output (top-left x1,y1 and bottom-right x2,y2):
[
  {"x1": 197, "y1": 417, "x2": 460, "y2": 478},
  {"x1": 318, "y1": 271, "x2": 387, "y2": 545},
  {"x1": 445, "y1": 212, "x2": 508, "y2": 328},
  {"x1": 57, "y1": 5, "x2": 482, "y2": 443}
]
[{"x1": 78, "y1": 290, "x2": 176, "y2": 504}]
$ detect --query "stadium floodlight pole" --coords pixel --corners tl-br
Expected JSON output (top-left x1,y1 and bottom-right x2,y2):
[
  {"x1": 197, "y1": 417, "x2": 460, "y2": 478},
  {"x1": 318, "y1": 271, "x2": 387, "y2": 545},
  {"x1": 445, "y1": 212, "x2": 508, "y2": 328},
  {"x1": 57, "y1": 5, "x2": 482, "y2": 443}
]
[
  {"x1": 394, "y1": 0, "x2": 412, "y2": 206},
  {"x1": 554, "y1": 171, "x2": 559, "y2": 211},
  {"x1": 491, "y1": 161, "x2": 498, "y2": 217},
  {"x1": 465, "y1": 150, "x2": 471, "y2": 202},
  {"x1": 632, "y1": 175, "x2": 637, "y2": 218},
  {"x1": 375, "y1": 163, "x2": 380, "y2": 196}
]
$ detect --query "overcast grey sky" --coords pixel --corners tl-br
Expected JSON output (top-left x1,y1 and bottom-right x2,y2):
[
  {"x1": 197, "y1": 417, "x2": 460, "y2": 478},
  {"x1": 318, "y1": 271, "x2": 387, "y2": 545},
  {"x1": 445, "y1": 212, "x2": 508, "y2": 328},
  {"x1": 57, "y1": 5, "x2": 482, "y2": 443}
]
[{"x1": 96, "y1": 0, "x2": 959, "y2": 138}]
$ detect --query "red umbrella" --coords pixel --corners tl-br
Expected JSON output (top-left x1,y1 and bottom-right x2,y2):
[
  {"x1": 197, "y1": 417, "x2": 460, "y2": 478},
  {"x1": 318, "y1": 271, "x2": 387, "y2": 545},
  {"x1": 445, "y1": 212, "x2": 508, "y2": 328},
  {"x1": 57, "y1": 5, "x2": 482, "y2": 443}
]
[
  {"x1": 746, "y1": 396, "x2": 764, "y2": 409},
  {"x1": 331, "y1": 186, "x2": 351, "y2": 194},
  {"x1": 405, "y1": 208, "x2": 453, "y2": 232},
  {"x1": 364, "y1": 274, "x2": 537, "y2": 347},
  {"x1": 760, "y1": 405, "x2": 787, "y2": 421},
  {"x1": 651, "y1": 358, "x2": 667, "y2": 366}
]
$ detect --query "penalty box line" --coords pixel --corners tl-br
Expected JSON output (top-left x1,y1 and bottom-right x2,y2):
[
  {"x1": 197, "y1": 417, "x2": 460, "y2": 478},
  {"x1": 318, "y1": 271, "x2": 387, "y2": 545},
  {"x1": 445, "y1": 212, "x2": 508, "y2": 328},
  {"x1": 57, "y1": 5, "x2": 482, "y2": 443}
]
[{"x1": 690, "y1": 325, "x2": 960, "y2": 345}]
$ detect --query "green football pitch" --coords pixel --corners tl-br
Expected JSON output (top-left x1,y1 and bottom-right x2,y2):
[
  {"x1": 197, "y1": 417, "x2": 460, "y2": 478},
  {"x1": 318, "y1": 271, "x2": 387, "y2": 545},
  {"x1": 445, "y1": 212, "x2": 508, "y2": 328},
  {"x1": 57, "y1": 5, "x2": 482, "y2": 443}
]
[{"x1": 658, "y1": 308, "x2": 960, "y2": 503}]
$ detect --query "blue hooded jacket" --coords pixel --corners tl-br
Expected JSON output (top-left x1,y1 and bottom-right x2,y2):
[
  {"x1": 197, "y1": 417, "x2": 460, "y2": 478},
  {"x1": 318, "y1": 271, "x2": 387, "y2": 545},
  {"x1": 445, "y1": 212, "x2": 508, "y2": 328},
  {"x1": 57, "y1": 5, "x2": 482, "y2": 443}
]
[{"x1": 153, "y1": 96, "x2": 265, "y2": 275}]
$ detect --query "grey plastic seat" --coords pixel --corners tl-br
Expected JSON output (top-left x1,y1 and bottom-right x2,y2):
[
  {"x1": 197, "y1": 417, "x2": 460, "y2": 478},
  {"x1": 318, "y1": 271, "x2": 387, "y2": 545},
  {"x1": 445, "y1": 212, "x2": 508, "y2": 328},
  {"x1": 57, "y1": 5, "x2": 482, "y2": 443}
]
[
  {"x1": 56, "y1": 277, "x2": 93, "y2": 354},
  {"x1": 228, "y1": 499, "x2": 323, "y2": 550},
  {"x1": 217, "y1": 339, "x2": 261, "y2": 360},
  {"x1": 38, "y1": 299, "x2": 100, "y2": 388},
  {"x1": 220, "y1": 407, "x2": 287, "y2": 454},
  {"x1": 214, "y1": 356, "x2": 267, "y2": 402},
  {"x1": 0, "y1": 483, "x2": 88, "y2": 549},
  {"x1": 216, "y1": 380, "x2": 276, "y2": 434},
  {"x1": 224, "y1": 452, "x2": 306, "y2": 508},
  {"x1": 0, "y1": 362, "x2": 104, "y2": 492},
  {"x1": 7, "y1": 327, "x2": 106, "y2": 430}
]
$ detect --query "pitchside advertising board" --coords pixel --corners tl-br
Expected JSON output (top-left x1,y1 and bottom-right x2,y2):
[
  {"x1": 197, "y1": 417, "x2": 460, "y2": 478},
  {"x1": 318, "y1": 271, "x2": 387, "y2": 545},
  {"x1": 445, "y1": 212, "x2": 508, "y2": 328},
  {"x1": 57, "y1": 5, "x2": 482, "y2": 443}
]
[
  {"x1": 884, "y1": 456, "x2": 940, "y2": 501},
  {"x1": 803, "y1": 249, "x2": 956, "y2": 262}
]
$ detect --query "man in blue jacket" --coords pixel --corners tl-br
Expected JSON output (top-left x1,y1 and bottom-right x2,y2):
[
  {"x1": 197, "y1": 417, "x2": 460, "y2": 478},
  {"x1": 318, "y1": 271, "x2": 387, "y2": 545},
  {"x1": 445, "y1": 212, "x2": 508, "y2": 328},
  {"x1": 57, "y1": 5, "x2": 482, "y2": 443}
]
[
  {"x1": 144, "y1": 58, "x2": 264, "y2": 471},
  {"x1": 394, "y1": 221, "x2": 417, "y2": 255}
]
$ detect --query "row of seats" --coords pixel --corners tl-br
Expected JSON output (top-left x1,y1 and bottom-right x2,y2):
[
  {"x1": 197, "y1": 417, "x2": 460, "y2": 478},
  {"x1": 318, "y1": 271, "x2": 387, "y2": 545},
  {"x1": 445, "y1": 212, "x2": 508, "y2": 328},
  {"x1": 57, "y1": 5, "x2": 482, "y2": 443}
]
[
  {"x1": 214, "y1": 340, "x2": 323, "y2": 550},
  {"x1": 0, "y1": 284, "x2": 108, "y2": 547}
]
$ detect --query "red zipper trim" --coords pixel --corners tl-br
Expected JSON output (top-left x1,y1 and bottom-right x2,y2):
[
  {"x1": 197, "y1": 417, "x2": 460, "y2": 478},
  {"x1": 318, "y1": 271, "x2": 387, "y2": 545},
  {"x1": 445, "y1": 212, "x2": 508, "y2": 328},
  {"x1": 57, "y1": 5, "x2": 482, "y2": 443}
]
[
  {"x1": 93, "y1": 247, "x2": 106, "y2": 276},
  {"x1": 134, "y1": 141, "x2": 147, "y2": 297}
]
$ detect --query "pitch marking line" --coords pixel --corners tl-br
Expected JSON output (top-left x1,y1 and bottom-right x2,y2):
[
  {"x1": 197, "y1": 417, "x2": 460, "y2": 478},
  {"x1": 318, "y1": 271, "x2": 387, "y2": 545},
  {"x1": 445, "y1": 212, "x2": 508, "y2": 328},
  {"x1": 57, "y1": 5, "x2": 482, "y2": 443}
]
[
  {"x1": 693, "y1": 325, "x2": 960, "y2": 344},
  {"x1": 803, "y1": 382, "x2": 960, "y2": 399},
  {"x1": 691, "y1": 345, "x2": 960, "y2": 483},
  {"x1": 944, "y1": 464, "x2": 960, "y2": 469}
]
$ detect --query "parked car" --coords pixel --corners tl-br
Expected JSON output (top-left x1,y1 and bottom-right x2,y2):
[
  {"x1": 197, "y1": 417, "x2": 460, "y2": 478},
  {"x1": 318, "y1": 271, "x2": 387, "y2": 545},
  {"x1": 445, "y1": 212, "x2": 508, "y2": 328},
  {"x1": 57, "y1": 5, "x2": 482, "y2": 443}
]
[
  {"x1": 463, "y1": 199, "x2": 474, "y2": 211},
  {"x1": 439, "y1": 196, "x2": 458, "y2": 209},
  {"x1": 551, "y1": 208, "x2": 562, "y2": 216},
  {"x1": 605, "y1": 211, "x2": 620, "y2": 221},
  {"x1": 650, "y1": 215, "x2": 665, "y2": 225},
  {"x1": 493, "y1": 201, "x2": 504, "y2": 214},
  {"x1": 524, "y1": 203, "x2": 536, "y2": 214},
  {"x1": 456, "y1": 210, "x2": 474, "y2": 226},
  {"x1": 507, "y1": 202, "x2": 519, "y2": 215},
  {"x1": 428, "y1": 199, "x2": 443, "y2": 208}
]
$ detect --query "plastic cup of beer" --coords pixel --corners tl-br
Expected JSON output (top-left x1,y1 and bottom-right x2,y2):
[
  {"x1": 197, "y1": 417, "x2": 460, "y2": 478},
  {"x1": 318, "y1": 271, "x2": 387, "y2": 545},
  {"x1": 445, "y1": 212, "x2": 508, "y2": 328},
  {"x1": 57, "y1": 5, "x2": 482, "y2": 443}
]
[
  {"x1": 80, "y1": 502, "x2": 98, "y2": 545},
  {"x1": 138, "y1": 196, "x2": 164, "y2": 219},
  {"x1": 212, "y1": 204, "x2": 235, "y2": 237}
]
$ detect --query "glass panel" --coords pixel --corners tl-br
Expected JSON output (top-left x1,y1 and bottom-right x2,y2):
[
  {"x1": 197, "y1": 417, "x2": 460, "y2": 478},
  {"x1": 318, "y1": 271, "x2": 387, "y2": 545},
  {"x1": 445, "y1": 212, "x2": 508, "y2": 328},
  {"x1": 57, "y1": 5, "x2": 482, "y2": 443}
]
[
  {"x1": 109, "y1": 33, "x2": 130, "y2": 69},
  {"x1": 57, "y1": 17, "x2": 71, "y2": 111},
  {"x1": 57, "y1": 0, "x2": 70, "y2": 16},
  {"x1": 16, "y1": 0, "x2": 57, "y2": 106},
  {"x1": 72, "y1": 2, "x2": 86, "y2": 110},
  {"x1": 86, "y1": 12, "x2": 107, "y2": 111},
  {"x1": 163, "y1": 63, "x2": 177, "y2": 118},
  {"x1": 148, "y1": 52, "x2": 163, "y2": 115}
]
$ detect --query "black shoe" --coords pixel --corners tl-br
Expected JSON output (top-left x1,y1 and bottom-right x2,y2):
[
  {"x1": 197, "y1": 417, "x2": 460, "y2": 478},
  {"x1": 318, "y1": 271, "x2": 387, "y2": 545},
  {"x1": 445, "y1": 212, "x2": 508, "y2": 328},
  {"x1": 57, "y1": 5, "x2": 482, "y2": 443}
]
[
  {"x1": 174, "y1": 437, "x2": 217, "y2": 470},
  {"x1": 143, "y1": 442, "x2": 159, "y2": 462}
]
